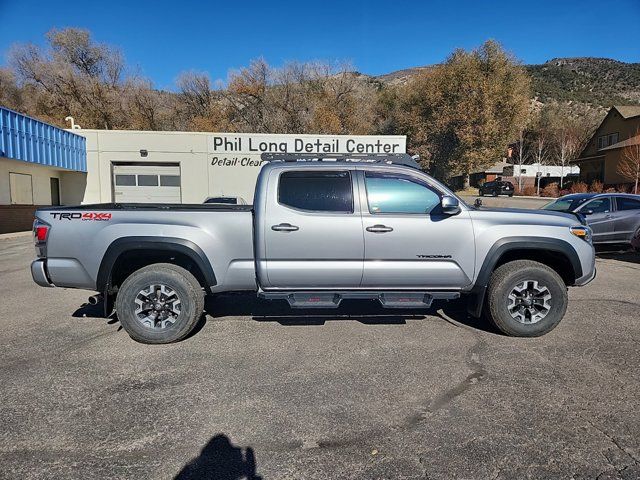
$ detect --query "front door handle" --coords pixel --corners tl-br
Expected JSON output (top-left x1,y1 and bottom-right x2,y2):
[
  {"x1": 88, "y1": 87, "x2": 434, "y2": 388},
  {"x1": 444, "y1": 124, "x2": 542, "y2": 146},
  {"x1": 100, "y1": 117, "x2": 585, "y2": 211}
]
[
  {"x1": 272, "y1": 223, "x2": 299, "y2": 232},
  {"x1": 366, "y1": 224, "x2": 394, "y2": 233}
]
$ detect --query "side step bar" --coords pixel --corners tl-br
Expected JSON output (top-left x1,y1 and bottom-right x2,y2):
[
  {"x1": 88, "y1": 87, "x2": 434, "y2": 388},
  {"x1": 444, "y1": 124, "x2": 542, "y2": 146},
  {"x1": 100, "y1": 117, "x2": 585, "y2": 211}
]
[{"x1": 257, "y1": 291, "x2": 460, "y2": 309}]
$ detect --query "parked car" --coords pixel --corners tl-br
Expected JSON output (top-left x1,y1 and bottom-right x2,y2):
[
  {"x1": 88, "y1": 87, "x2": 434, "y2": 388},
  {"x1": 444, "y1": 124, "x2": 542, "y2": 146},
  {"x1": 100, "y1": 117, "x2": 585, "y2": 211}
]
[
  {"x1": 204, "y1": 196, "x2": 247, "y2": 205},
  {"x1": 542, "y1": 193, "x2": 640, "y2": 246},
  {"x1": 479, "y1": 180, "x2": 514, "y2": 197},
  {"x1": 31, "y1": 153, "x2": 595, "y2": 343}
]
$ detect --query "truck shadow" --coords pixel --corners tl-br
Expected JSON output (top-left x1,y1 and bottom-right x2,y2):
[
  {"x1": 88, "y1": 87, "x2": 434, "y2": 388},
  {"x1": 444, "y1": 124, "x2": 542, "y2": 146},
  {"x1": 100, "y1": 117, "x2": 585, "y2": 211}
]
[
  {"x1": 204, "y1": 293, "x2": 497, "y2": 332},
  {"x1": 71, "y1": 294, "x2": 497, "y2": 335}
]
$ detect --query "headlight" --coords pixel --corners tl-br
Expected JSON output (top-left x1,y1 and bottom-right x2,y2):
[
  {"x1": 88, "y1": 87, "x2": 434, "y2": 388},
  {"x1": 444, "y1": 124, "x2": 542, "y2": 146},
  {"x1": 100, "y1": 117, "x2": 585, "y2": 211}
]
[{"x1": 570, "y1": 226, "x2": 592, "y2": 243}]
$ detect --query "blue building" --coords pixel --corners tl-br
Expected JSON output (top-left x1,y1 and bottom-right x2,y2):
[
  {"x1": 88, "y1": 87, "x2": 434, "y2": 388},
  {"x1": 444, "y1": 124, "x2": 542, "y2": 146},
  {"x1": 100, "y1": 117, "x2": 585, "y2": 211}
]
[{"x1": 0, "y1": 107, "x2": 87, "y2": 233}]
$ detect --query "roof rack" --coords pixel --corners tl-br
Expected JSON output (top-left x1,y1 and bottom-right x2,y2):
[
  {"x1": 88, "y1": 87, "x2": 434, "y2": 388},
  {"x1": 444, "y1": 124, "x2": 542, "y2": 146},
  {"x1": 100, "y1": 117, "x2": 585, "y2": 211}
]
[{"x1": 260, "y1": 153, "x2": 421, "y2": 170}]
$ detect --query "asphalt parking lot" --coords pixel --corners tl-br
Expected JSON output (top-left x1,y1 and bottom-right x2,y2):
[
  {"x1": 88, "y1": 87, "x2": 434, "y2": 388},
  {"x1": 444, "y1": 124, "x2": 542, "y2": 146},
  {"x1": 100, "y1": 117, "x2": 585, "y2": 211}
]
[{"x1": 1, "y1": 234, "x2": 639, "y2": 479}]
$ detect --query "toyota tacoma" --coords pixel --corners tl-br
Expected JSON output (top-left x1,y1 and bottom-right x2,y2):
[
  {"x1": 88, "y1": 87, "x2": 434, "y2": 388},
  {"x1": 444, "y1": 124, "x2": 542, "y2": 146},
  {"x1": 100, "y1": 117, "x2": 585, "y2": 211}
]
[{"x1": 31, "y1": 154, "x2": 596, "y2": 343}]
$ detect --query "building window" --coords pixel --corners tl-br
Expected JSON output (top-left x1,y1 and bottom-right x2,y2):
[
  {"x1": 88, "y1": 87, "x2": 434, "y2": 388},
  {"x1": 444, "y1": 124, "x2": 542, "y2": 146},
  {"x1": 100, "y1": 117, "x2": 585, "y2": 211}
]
[
  {"x1": 160, "y1": 175, "x2": 180, "y2": 187},
  {"x1": 9, "y1": 173, "x2": 34, "y2": 205},
  {"x1": 597, "y1": 133, "x2": 619, "y2": 149},
  {"x1": 137, "y1": 175, "x2": 159, "y2": 186},
  {"x1": 115, "y1": 174, "x2": 136, "y2": 186}
]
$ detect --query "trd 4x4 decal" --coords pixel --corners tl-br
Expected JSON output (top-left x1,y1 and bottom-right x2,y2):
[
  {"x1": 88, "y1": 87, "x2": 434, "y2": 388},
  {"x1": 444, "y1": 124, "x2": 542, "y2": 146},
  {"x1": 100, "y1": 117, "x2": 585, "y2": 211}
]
[{"x1": 50, "y1": 212, "x2": 112, "y2": 221}]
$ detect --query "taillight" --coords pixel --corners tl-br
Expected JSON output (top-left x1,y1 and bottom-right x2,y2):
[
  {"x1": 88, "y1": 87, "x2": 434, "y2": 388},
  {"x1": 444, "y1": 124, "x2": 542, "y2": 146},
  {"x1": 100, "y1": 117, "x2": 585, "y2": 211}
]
[{"x1": 33, "y1": 220, "x2": 49, "y2": 244}]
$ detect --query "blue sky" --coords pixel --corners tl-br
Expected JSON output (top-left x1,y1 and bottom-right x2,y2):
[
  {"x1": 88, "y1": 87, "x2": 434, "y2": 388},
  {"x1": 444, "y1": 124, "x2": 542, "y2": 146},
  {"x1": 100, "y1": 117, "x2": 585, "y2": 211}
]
[{"x1": 1, "y1": 0, "x2": 638, "y2": 90}]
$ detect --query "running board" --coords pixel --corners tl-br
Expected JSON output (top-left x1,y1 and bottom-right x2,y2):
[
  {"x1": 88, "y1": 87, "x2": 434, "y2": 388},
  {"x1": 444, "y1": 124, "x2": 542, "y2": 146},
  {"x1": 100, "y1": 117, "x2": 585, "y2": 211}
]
[{"x1": 257, "y1": 291, "x2": 460, "y2": 309}]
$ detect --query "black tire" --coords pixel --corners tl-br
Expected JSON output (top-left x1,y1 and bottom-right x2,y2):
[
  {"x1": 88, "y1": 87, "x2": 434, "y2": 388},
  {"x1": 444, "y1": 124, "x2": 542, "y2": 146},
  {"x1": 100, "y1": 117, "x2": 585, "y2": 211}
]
[
  {"x1": 115, "y1": 263, "x2": 205, "y2": 344},
  {"x1": 484, "y1": 260, "x2": 568, "y2": 337},
  {"x1": 491, "y1": 190, "x2": 498, "y2": 197},
  {"x1": 508, "y1": 193, "x2": 513, "y2": 197}
]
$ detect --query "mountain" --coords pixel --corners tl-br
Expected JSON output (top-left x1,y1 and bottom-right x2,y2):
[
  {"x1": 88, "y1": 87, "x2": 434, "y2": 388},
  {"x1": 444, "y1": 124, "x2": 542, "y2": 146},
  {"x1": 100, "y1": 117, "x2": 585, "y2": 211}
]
[{"x1": 373, "y1": 57, "x2": 640, "y2": 112}]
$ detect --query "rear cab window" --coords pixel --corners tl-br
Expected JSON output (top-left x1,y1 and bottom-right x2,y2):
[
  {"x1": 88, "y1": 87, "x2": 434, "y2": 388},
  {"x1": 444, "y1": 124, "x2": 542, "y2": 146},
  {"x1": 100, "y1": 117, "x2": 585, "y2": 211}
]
[{"x1": 278, "y1": 170, "x2": 354, "y2": 213}]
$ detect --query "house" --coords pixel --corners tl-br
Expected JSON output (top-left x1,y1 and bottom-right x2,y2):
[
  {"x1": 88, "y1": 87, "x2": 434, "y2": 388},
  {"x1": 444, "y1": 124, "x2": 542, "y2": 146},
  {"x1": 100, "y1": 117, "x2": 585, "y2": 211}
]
[{"x1": 572, "y1": 105, "x2": 640, "y2": 186}]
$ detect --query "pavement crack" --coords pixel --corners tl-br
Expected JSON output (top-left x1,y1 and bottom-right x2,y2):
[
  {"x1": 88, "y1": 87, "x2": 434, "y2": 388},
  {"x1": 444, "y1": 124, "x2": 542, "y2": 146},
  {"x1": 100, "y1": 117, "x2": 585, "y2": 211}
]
[
  {"x1": 586, "y1": 419, "x2": 640, "y2": 467},
  {"x1": 424, "y1": 338, "x2": 488, "y2": 414}
]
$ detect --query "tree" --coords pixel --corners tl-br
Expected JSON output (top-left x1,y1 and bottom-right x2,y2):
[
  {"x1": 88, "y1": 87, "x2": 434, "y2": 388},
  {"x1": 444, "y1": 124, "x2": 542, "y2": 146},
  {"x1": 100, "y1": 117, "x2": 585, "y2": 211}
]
[
  {"x1": 542, "y1": 103, "x2": 599, "y2": 188},
  {"x1": 532, "y1": 130, "x2": 549, "y2": 196},
  {"x1": 399, "y1": 40, "x2": 531, "y2": 184},
  {"x1": 512, "y1": 127, "x2": 530, "y2": 191},
  {"x1": 9, "y1": 28, "x2": 126, "y2": 128},
  {"x1": 617, "y1": 127, "x2": 640, "y2": 194}
]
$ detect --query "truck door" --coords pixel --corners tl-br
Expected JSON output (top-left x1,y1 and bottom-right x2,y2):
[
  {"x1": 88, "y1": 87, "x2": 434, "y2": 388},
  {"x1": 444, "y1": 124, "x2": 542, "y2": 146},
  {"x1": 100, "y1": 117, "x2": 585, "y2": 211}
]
[
  {"x1": 358, "y1": 169, "x2": 475, "y2": 289},
  {"x1": 259, "y1": 168, "x2": 364, "y2": 289}
]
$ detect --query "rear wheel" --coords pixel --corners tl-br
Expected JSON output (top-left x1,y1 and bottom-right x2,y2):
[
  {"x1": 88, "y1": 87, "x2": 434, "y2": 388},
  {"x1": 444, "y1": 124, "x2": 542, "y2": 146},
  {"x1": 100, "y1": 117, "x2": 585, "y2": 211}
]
[
  {"x1": 484, "y1": 260, "x2": 568, "y2": 337},
  {"x1": 115, "y1": 263, "x2": 205, "y2": 344},
  {"x1": 492, "y1": 190, "x2": 498, "y2": 197}
]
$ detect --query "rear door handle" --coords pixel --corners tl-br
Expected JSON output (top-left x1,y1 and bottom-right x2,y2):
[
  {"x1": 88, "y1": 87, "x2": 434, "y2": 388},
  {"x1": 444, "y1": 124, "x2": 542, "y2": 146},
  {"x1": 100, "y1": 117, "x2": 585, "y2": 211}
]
[
  {"x1": 272, "y1": 223, "x2": 299, "y2": 232},
  {"x1": 366, "y1": 224, "x2": 394, "y2": 233}
]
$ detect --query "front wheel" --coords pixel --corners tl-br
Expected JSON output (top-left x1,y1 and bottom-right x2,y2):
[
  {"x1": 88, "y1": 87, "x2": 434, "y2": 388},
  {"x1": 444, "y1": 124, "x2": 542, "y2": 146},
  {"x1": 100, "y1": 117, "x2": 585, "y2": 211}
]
[
  {"x1": 115, "y1": 263, "x2": 205, "y2": 344},
  {"x1": 484, "y1": 260, "x2": 568, "y2": 337}
]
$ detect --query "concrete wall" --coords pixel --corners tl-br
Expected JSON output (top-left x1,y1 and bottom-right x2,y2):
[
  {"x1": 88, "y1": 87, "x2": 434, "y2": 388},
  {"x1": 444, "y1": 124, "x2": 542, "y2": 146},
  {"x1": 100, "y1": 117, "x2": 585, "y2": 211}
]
[
  {"x1": 0, "y1": 157, "x2": 88, "y2": 233},
  {"x1": 75, "y1": 130, "x2": 406, "y2": 204}
]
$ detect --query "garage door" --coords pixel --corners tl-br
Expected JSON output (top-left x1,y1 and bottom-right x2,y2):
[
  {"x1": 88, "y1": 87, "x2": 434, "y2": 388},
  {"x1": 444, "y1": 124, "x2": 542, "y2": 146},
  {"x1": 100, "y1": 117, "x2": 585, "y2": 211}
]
[{"x1": 113, "y1": 164, "x2": 181, "y2": 203}]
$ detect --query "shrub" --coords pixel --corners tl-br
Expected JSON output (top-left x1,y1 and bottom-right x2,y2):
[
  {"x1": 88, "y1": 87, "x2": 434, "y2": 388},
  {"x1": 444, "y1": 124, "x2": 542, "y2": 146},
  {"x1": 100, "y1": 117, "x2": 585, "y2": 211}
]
[
  {"x1": 541, "y1": 182, "x2": 559, "y2": 197},
  {"x1": 604, "y1": 187, "x2": 617, "y2": 193},
  {"x1": 616, "y1": 184, "x2": 631, "y2": 193},
  {"x1": 589, "y1": 180, "x2": 604, "y2": 193},
  {"x1": 522, "y1": 186, "x2": 536, "y2": 196},
  {"x1": 559, "y1": 189, "x2": 571, "y2": 196},
  {"x1": 570, "y1": 182, "x2": 588, "y2": 193}
]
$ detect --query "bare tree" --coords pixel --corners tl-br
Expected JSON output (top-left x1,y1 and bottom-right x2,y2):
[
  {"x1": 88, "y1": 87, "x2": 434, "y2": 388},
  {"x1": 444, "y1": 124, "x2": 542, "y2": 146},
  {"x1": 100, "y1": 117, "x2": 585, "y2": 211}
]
[
  {"x1": 513, "y1": 128, "x2": 529, "y2": 191},
  {"x1": 617, "y1": 127, "x2": 640, "y2": 194},
  {"x1": 556, "y1": 126, "x2": 579, "y2": 188},
  {"x1": 9, "y1": 28, "x2": 125, "y2": 128},
  {"x1": 533, "y1": 132, "x2": 549, "y2": 196}
]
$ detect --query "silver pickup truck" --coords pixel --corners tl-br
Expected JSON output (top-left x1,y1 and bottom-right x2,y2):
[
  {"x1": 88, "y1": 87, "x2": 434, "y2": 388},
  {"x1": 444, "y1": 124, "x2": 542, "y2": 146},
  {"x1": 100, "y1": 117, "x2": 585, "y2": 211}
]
[{"x1": 31, "y1": 154, "x2": 596, "y2": 343}]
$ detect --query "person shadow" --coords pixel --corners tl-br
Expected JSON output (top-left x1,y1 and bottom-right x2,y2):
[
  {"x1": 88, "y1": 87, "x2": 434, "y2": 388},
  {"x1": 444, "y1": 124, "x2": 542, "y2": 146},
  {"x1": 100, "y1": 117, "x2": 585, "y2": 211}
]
[{"x1": 174, "y1": 434, "x2": 261, "y2": 480}]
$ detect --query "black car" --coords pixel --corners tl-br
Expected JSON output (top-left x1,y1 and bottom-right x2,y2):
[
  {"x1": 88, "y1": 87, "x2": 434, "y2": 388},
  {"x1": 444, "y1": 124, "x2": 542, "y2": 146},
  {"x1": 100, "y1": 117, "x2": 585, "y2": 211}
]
[{"x1": 479, "y1": 180, "x2": 514, "y2": 197}]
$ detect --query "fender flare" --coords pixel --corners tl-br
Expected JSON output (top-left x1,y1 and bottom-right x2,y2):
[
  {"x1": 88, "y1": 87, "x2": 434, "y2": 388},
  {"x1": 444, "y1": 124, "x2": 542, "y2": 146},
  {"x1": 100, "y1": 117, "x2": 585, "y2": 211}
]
[
  {"x1": 96, "y1": 236, "x2": 216, "y2": 294},
  {"x1": 466, "y1": 236, "x2": 582, "y2": 317}
]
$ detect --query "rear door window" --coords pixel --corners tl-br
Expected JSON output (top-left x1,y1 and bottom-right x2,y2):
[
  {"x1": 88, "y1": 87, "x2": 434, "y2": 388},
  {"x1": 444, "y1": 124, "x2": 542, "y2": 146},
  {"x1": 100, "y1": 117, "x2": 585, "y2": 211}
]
[
  {"x1": 278, "y1": 171, "x2": 353, "y2": 213},
  {"x1": 616, "y1": 197, "x2": 640, "y2": 211}
]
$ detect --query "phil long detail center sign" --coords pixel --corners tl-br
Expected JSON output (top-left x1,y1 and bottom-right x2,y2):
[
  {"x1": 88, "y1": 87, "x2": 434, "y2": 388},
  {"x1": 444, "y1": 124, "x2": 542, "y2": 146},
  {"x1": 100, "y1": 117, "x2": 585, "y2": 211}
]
[
  {"x1": 206, "y1": 133, "x2": 407, "y2": 203},
  {"x1": 208, "y1": 133, "x2": 406, "y2": 155}
]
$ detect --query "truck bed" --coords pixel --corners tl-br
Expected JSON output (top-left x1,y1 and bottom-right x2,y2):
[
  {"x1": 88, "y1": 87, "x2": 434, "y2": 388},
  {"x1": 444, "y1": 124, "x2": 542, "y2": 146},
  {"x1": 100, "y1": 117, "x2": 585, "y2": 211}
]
[{"x1": 36, "y1": 204, "x2": 256, "y2": 292}]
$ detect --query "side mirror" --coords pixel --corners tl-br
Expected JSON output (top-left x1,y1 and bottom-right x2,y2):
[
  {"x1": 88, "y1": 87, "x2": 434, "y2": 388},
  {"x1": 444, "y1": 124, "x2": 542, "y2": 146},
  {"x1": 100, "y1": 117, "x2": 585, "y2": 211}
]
[
  {"x1": 441, "y1": 195, "x2": 461, "y2": 215},
  {"x1": 474, "y1": 198, "x2": 483, "y2": 209},
  {"x1": 583, "y1": 209, "x2": 594, "y2": 216}
]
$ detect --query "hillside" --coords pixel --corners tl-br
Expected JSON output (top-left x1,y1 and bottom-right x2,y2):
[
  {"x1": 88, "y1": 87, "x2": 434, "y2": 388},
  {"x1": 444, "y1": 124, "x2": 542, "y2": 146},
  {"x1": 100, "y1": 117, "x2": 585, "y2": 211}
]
[{"x1": 374, "y1": 57, "x2": 640, "y2": 112}]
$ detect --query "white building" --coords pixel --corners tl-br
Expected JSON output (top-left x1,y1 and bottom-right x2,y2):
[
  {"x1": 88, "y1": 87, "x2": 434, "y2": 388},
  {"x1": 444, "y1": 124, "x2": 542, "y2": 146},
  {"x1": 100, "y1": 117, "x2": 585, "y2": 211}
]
[
  {"x1": 75, "y1": 130, "x2": 407, "y2": 204},
  {"x1": 504, "y1": 163, "x2": 580, "y2": 178}
]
